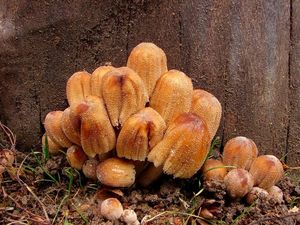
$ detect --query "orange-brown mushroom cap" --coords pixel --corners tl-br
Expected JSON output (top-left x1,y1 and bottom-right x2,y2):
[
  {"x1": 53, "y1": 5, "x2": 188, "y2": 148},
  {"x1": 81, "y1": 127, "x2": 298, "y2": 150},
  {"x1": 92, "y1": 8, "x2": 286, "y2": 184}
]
[{"x1": 148, "y1": 113, "x2": 210, "y2": 178}]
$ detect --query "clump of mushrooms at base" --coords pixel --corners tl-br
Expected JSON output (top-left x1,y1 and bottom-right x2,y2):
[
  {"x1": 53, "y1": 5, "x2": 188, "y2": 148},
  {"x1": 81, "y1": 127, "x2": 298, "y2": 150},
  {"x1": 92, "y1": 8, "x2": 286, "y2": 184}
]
[{"x1": 42, "y1": 42, "x2": 285, "y2": 221}]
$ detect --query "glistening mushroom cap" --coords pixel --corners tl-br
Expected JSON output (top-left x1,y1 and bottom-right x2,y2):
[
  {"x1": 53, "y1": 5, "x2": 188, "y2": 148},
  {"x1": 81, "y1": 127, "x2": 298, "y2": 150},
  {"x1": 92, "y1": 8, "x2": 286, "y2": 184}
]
[
  {"x1": 96, "y1": 158, "x2": 136, "y2": 188},
  {"x1": 201, "y1": 159, "x2": 227, "y2": 181},
  {"x1": 223, "y1": 136, "x2": 258, "y2": 171},
  {"x1": 147, "y1": 113, "x2": 210, "y2": 178}
]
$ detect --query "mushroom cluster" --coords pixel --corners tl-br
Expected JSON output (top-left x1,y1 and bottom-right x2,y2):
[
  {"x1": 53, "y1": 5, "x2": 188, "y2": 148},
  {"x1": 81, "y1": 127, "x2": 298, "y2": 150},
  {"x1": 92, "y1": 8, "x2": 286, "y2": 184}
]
[
  {"x1": 202, "y1": 136, "x2": 284, "y2": 203},
  {"x1": 43, "y1": 42, "x2": 222, "y2": 187}
]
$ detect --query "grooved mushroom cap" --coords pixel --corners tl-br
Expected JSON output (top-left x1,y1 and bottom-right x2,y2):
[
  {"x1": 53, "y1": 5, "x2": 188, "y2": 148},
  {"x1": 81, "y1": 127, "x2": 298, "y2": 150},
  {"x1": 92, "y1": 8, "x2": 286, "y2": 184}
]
[
  {"x1": 90, "y1": 66, "x2": 115, "y2": 98},
  {"x1": 96, "y1": 158, "x2": 136, "y2": 187},
  {"x1": 223, "y1": 136, "x2": 258, "y2": 171},
  {"x1": 42, "y1": 134, "x2": 62, "y2": 155},
  {"x1": 127, "y1": 42, "x2": 168, "y2": 96},
  {"x1": 191, "y1": 89, "x2": 222, "y2": 140},
  {"x1": 66, "y1": 145, "x2": 88, "y2": 170},
  {"x1": 201, "y1": 159, "x2": 227, "y2": 181},
  {"x1": 44, "y1": 111, "x2": 72, "y2": 148},
  {"x1": 249, "y1": 155, "x2": 284, "y2": 190},
  {"x1": 147, "y1": 113, "x2": 210, "y2": 178},
  {"x1": 224, "y1": 168, "x2": 254, "y2": 199},
  {"x1": 72, "y1": 96, "x2": 116, "y2": 158},
  {"x1": 150, "y1": 70, "x2": 193, "y2": 125},
  {"x1": 117, "y1": 107, "x2": 166, "y2": 161},
  {"x1": 102, "y1": 67, "x2": 148, "y2": 127},
  {"x1": 66, "y1": 71, "x2": 91, "y2": 106},
  {"x1": 61, "y1": 107, "x2": 81, "y2": 146}
]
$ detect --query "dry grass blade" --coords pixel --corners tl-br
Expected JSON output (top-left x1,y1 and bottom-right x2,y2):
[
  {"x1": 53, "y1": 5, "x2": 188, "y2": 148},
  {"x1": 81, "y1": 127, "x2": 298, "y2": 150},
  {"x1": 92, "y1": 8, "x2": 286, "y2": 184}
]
[{"x1": 0, "y1": 121, "x2": 16, "y2": 151}]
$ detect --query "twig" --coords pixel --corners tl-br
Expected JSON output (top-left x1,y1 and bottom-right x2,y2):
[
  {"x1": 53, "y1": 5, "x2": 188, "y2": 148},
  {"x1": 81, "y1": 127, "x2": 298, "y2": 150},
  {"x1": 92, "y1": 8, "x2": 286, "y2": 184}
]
[
  {"x1": 0, "y1": 122, "x2": 16, "y2": 151},
  {"x1": 249, "y1": 212, "x2": 300, "y2": 225},
  {"x1": 16, "y1": 152, "x2": 50, "y2": 223},
  {"x1": 141, "y1": 211, "x2": 204, "y2": 224}
]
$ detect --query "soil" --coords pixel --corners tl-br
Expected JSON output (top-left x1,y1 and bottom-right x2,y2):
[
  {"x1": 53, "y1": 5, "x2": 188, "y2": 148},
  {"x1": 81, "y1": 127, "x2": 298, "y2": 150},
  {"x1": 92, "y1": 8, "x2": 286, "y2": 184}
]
[{"x1": 0, "y1": 149, "x2": 300, "y2": 225}]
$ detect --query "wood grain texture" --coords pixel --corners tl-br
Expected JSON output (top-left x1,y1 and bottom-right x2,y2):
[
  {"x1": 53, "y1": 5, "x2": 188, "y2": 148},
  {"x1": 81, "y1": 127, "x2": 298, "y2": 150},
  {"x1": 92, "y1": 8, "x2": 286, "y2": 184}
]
[
  {"x1": 288, "y1": 0, "x2": 300, "y2": 166},
  {"x1": 0, "y1": 0, "x2": 298, "y2": 163}
]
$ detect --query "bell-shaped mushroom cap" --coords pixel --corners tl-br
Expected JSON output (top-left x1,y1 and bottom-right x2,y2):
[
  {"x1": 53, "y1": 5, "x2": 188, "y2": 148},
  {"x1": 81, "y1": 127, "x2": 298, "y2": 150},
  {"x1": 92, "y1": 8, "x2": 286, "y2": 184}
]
[
  {"x1": 102, "y1": 67, "x2": 148, "y2": 127},
  {"x1": 44, "y1": 111, "x2": 72, "y2": 148},
  {"x1": 127, "y1": 42, "x2": 168, "y2": 96},
  {"x1": 61, "y1": 107, "x2": 81, "y2": 146},
  {"x1": 71, "y1": 96, "x2": 116, "y2": 158},
  {"x1": 201, "y1": 159, "x2": 227, "y2": 181},
  {"x1": 100, "y1": 198, "x2": 124, "y2": 221},
  {"x1": 223, "y1": 136, "x2": 258, "y2": 171},
  {"x1": 249, "y1": 155, "x2": 284, "y2": 189},
  {"x1": 191, "y1": 89, "x2": 222, "y2": 140},
  {"x1": 66, "y1": 71, "x2": 91, "y2": 106},
  {"x1": 117, "y1": 107, "x2": 166, "y2": 161},
  {"x1": 96, "y1": 158, "x2": 136, "y2": 188},
  {"x1": 66, "y1": 145, "x2": 88, "y2": 170},
  {"x1": 148, "y1": 113, "x2": 210, "y2": 178},
  {"x1": 42, "y1": 133, "x2": 62, "y2": 155},
  {"x1": 224, "y1": 168, "x2": 254, "y2": 199},
  {"x1": 90, "y1": 66, "x2": 114, "y2": 98},
  {"x1": 150, "y1": 70, "x2": 193, "y2": 125}
]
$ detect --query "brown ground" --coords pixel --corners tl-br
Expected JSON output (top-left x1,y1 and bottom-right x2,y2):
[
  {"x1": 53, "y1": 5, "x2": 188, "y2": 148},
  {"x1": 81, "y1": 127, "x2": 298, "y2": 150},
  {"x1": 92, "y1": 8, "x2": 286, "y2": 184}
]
[{"x1": 0, "y1": 126, "x2": 300, "y2": 225}]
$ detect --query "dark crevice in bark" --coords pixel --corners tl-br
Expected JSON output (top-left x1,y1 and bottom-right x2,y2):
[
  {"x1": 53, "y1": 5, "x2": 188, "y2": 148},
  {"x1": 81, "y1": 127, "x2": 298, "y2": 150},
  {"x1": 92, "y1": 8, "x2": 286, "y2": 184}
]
[
  {"x1": 178, "y1": 3, "x2": 183, "y2": 71},
  {"x1": 285, "y1": 0, "x2": 293, "y2": 163},
  {"x1": 126, "y1": 0, "x2": 133, "y2": 58}
]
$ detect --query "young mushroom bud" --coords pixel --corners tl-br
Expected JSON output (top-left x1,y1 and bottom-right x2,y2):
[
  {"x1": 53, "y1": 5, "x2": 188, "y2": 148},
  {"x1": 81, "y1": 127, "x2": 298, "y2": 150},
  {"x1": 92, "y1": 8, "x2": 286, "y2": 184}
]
[
  {"x1": 42, "y1": 134, "x2": 62, "y2": 155},
  {"x1": 249, "y1": 155, "x2": 284, "y2": 190},
  {"x1": 117, "y1": 107, "x2": 166, "y2": 161},
  {"x1": 201, "y1": 159, "x2": 227, "y2": 181},
  {"x1": 150, "y1": 70, "x2": 193, "y2": 125},
  {"x1": 44, "y1": 111, "x2": 72, "y2": 148},
  {"x1": 127, "y1": 42, "x2": 168, "y2": 96},
  {"x1": 190, "y1": 89, "x2": 222, "y2": 140},
  {"x1": 223, "y1": 136, "x2": 258, "y2": 171},
  {"x1": 102, "y1": 67, "x2": 148, "y2": 127},
  {"x1": 97, "y1": 158, "x2": 136, "y2": 187},
  {"x1": 268, "y1": 186, "x2": 284, "y2": 203},
  {"x1": 121, "y1": 209, "x2": 139, "y2": 225},
  {"x1": 66, "y1": 71, "x2": 91, "y2": 106},
  {"x1": 76, "y1": 96, "x2": 116, "y2": 158},
  {"x1": 66, "y1": 145, "x2": 88, "y2": 170},
  {"x1": 61, "y1": 108, "x2": 81, "y2": 146},
  {"x1": 82, "y1": 159, "x2": 99, "y2": 180},
  {"x1": 90, "y1": 66, "x2": 114, "y2": 97},
  {"x1": 246, "y1": 187, "x2": 269, "y2": 204},
  {"x1": 148, "y1": 113, "x2": 210, "y2": 178},
  {"x1": 224, "y1": 168, "x2": 254, "y2": 199},
  {"x1": 100, "y1": 198, "x2": 123, "y2": 221}
]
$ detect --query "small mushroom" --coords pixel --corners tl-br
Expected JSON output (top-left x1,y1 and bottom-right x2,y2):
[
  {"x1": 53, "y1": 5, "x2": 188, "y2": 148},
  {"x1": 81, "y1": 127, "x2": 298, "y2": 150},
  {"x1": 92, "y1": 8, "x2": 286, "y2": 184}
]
[
  {"x1": 90, "y1": 66, "x2": 114, "y2": 98},
  {"x1": 150, "y1": 70, "x2": 193, "y2": 125},
  {"x1": 42, "y1": 133, "x2": 62, "y2": 155},
  {"x1": 121, "y1": 209, "x2": 139, "y2": 225},
  {"x1": 97, "y1": 158, "x2": 136, "y2": 187},
  {"x1": 268, "y1": 186, "x2": 284, "y2": 203},
  {"x1": 117, "y1": 107, "x2": 166, "y2": 161},
  {"x1": 191, "y1": 89, "x2": 222, "y2": 140},
  {"x1": 100, "y1": 198, "x2": 123, "y2": 221},
  {"x1": 223, "y1": 136, "x2": 258, "y2": 171},
  {"x1": 82, "y1": 159, "x2": 99, "y2": 180},
  {"x1": 102, "y1": 67, "x2": 148, "y2": 127},
  {"x1": 44, "y1": 111, "x2": 72, "y2": 148},
  {"x1": 249, "y1": 155, "x2": 284, "y2": 190},
  {"x1": 246, "y1": 187, "x2": 269, "y2": 204},
  {"x1": 224, "y1": 168, "x2": 254, "y2": 199},
  {"x1": 127, "y1": 42, "x2": 168, "y2": 96},
  {"x1": 66, "y1": 71, "x2": 91, "y2": 106},
  {"x1": 66, "y1": 145, "x2": 88, "y2": 170},
  {"x1": 201, "y1": 159, "x2": 227, "y2": 181},
  {"x1": 148, "y1": 113, "x2": 210, "y2": 178}
]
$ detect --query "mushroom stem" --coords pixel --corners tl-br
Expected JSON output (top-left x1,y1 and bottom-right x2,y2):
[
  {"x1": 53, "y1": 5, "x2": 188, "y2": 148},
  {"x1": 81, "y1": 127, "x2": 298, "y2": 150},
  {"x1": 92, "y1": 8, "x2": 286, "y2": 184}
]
[{"x1": 137, "y1": 164, "x2": 163, "y2": 187}]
